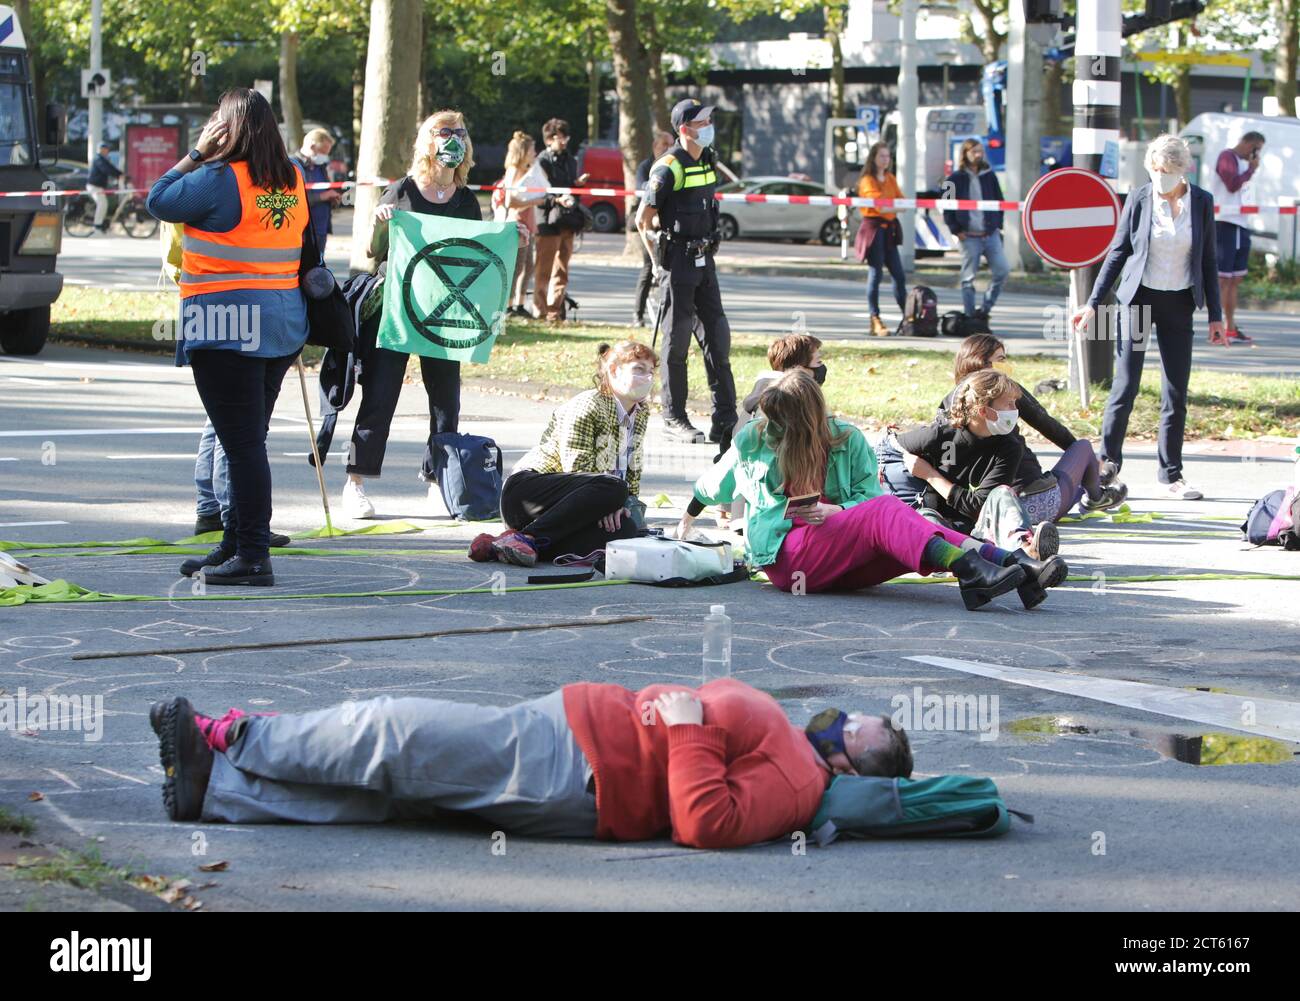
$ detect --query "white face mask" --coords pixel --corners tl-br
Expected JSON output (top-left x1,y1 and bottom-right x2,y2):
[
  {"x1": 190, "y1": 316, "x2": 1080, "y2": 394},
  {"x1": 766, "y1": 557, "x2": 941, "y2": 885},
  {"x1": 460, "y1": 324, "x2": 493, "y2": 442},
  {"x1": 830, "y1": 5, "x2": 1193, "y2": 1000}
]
[
  {"x1": 692, "y1": 123, "x2": 715, "y2": 147},
  {"x1": 311, "y1": 152, "x2": 329, "y2": 165},
  {"x1": 985, "y1": 407, "x2": 1019, "y2": 435},
  {"x1": 611, "y1": 366, "x2": 653, "y2": 402},
  {"x1": 1148, "y1": 168, "x2": 1182, "y2": 194}
]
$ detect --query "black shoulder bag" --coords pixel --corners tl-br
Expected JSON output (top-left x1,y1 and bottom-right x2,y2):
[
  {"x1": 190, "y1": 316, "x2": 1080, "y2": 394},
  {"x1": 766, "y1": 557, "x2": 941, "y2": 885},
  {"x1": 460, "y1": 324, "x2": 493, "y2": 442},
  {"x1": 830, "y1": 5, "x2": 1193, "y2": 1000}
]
[{"x1": 299, "y1": 215, "x2": 356, "y2": 353}]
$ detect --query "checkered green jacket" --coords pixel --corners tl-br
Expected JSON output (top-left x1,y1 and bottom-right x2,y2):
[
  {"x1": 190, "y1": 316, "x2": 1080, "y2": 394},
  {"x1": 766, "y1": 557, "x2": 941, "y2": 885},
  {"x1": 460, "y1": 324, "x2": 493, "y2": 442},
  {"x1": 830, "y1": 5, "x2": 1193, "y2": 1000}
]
[{"x1": 515, "y1": 389, "x2": 650, "y2": 496}]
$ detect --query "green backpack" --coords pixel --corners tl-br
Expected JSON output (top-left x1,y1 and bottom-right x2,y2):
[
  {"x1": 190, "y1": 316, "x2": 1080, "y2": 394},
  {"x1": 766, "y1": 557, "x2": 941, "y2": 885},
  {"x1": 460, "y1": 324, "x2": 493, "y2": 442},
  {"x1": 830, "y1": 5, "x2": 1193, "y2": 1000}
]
[{"x1": 810, "y1": 774, "x2": 1033, "y2": 846}]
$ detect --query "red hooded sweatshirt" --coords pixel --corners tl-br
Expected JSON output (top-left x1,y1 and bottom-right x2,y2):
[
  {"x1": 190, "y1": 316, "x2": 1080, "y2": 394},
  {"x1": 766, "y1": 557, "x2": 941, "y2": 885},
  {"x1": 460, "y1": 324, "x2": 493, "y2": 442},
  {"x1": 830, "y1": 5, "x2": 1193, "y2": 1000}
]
[{"x1": 562, "y1": 678, "x2": 830, "y2": 849}]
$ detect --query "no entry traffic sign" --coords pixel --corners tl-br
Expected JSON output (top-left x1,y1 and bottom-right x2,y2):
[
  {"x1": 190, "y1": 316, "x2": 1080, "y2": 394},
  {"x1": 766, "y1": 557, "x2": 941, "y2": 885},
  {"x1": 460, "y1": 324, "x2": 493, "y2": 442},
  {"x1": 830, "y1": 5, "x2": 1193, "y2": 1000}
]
[{"x1": 1022, "y1": 167, "x2": 1121, "y2": 269}]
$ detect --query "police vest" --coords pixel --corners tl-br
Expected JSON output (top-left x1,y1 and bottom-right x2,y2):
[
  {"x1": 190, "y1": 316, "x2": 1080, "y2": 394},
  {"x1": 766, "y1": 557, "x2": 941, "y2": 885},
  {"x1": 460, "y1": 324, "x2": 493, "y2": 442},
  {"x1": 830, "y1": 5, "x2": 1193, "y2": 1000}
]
[
  {"x1": 180, "y1": 161, "x2": 307, "y2": 299},
  {"x1": 654, "y1": 147, "x2": 719, "y2": 242}
]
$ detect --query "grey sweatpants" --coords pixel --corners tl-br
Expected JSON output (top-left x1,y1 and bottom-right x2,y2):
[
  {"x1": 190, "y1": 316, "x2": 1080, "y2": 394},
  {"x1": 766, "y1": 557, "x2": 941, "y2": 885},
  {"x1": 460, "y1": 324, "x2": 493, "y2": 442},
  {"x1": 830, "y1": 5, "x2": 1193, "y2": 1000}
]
[
  {"x1": 972, "y1": 484, "x2": 1032, "y2": 551},
  {"x1": 201, "y1": 690, "x2": 599, "y2": 838}
]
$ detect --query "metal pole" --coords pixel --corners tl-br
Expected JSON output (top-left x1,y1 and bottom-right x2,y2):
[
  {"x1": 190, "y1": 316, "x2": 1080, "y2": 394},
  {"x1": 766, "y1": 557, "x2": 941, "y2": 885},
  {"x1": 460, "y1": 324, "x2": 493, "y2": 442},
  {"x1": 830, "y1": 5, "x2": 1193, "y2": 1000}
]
[
  {"x1": 296, "y1": 360, "x2": 336, "y2": 538},
  {"x1": 1006, "y1": 2, "x2": 1046, "y2": 272},
  {"x1": 87, "y1": 0, "x2": 103, "y2": 165},
  {"x1": 897, "y1": 0, "x2": 918, "y2": 272},
  {"x1": 1072, "y1": 0, "x2": 1122, "y2": 391}
]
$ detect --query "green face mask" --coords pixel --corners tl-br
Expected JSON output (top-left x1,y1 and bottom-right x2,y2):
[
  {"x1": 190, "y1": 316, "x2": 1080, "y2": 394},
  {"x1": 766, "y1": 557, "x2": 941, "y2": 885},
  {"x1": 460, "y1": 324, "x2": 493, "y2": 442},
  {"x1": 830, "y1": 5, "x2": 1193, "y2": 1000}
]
[{"x1": 435, "y1": 135, "x2": 466, "y2": 168}]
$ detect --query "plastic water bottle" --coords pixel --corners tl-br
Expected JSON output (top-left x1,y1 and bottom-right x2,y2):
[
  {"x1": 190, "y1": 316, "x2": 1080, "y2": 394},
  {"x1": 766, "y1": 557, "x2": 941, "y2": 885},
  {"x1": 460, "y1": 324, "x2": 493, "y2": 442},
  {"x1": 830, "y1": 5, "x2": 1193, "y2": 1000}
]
[{"x1": 702, "y1": 604, "x2": 732, "y2": 683}]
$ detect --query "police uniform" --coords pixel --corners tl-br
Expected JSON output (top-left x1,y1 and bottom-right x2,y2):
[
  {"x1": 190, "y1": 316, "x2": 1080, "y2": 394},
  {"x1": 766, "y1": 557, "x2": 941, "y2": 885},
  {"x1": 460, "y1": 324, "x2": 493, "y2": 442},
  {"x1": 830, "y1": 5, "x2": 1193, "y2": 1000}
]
[{"x1": 644, "y1": 131, "x2": 736, "y2": 442}]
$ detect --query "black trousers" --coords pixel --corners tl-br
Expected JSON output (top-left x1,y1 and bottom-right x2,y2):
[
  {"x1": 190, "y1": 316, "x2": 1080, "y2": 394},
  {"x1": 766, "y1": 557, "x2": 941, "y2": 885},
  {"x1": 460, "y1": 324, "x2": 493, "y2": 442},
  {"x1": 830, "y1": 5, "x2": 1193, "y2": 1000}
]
[
  {"x1": 634, "y1": 240, "x2": 654, "y2": 319},
  {"x1": 348, "y1": 346, "x2": 460, "y2": 477},
  {"x1": 1101, "y1": 286, "x2": 1196, "y2": 484},
  {"x1": 500, "y1": 470, "x2": 639, "y2": 561},
  {"x1": 657, "y1": 256, "x2": 736, "y2": 432},
  {"x1": 189, "y1": 348, "x2": 299, "y2": 562}
]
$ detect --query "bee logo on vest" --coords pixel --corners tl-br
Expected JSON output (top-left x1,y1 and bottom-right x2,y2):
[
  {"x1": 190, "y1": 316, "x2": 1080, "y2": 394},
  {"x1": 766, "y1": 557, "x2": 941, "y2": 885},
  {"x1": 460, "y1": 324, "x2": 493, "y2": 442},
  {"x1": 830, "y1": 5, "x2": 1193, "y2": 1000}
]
[{"x1": 255, "y1": 188, "x2": 300, "y2": 229}]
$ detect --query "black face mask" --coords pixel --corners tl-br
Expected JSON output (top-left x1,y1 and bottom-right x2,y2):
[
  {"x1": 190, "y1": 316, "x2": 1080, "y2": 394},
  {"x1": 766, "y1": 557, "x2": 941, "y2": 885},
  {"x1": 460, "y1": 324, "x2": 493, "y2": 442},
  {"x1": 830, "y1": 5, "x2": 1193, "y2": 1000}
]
[{"x1": 812, "y1": 363, "x2": 827, "y2": 386}]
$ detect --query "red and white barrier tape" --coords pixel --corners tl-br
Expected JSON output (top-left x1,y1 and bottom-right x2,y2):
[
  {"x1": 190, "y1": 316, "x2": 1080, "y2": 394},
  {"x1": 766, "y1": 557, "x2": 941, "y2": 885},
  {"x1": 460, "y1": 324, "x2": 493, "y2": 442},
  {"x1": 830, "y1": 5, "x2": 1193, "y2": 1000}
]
[{"x1": 4, "y1": 178, "x2": 1294, "y2": 215}]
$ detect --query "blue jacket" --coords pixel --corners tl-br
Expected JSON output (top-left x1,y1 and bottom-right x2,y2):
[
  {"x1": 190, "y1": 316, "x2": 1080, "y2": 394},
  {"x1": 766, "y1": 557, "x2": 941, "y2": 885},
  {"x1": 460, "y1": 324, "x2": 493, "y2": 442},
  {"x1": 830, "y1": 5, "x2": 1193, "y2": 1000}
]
[
  {"x1": 87, "y1": 153, "x2": 122, "y2": 187},
  {"x1": 942, "y1": 167, "x2": 1004, "y2": 235},
  {"x1": 1086, "y1": 182, "x2": 1223, "y2": 323}
]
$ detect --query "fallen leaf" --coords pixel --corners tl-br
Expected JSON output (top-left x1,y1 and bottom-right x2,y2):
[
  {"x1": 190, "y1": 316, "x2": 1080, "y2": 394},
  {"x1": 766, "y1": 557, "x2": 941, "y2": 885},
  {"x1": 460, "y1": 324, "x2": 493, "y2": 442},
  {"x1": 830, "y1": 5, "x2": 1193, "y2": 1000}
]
[
  {"x1": 198, "y1": 860, "x2": 229, "y2": 872},
  {"x1": 160, "y1": 886, "x2": 186, "y2": 903},
  {"x1": 27, "y1": 792, "x2": 44, "y2": 802}
]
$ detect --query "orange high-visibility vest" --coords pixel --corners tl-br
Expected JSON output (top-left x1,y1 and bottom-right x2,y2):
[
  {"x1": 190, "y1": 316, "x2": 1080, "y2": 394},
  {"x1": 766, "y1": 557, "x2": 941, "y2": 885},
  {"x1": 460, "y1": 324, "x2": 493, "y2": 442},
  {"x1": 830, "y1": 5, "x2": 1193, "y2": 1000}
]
[{"x1": 179, "y1": 161, "x2": 306, "y2": 299}]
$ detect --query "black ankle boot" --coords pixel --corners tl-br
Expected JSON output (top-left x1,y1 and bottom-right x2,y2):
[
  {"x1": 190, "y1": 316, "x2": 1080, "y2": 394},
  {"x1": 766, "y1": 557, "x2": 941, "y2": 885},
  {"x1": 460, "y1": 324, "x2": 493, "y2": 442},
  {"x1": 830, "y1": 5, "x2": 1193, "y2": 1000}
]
[
  {"x1": 180, "y1": 544, "x2": 234, "y2": 578},
  {"x1": 148, "y1": 697, "x2": 213, "y2": 822},
  {"x1": 952, "y1": 551, "x2": 1026, "y2": 611},
  {"x1": 1004, "y1": 550, "x2": 1069, "y2": 610},
  {"x1": 198, "y1": 554, "x2": 274, "y2": 587}
]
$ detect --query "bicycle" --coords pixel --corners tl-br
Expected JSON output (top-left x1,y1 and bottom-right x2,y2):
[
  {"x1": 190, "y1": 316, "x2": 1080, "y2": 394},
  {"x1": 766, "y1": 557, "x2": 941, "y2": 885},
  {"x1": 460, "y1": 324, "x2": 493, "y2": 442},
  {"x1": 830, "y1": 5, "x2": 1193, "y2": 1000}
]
[{"x1": 64, "y1": 181, "x2": 159, "y2": 239}]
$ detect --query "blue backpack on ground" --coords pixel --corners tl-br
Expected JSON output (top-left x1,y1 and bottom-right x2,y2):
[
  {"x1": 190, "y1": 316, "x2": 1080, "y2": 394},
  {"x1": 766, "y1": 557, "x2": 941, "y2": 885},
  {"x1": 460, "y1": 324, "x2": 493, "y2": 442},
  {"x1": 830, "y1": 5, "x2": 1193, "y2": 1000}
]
[
  {"x1": 423, "y1": 433, "x2": 503, "y2": 521},
  {"x1": 810, "y1": 774, "x2": 1033, "y2": 845}
]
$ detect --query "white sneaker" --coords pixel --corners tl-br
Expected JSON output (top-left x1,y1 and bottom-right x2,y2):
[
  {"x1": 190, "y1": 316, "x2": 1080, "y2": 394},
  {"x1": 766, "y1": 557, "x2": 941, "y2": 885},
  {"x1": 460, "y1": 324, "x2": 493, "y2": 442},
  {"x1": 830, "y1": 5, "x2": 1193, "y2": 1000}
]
[
  {"x1": 1165, "y1": 479, "x2": 1203, "y2": 501},
  {"x1": 342, "y1": 478, "x2": 376, "y2": 519}
]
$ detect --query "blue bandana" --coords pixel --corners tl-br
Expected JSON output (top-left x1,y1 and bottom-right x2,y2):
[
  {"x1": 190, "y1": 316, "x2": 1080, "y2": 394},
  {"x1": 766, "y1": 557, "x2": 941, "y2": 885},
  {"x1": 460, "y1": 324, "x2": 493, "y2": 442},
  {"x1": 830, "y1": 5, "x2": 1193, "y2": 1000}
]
[{"x1": 806, "y1": 707, "x2": 849, "y2": 760}]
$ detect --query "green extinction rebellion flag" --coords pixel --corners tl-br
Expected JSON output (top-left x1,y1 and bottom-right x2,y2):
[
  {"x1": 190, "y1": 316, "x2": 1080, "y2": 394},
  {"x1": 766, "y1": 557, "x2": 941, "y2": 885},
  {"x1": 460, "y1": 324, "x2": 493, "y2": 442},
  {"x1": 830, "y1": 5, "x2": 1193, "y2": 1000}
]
[{"x1": 377, "y1": 212, "x2": 518, "y2": 363}]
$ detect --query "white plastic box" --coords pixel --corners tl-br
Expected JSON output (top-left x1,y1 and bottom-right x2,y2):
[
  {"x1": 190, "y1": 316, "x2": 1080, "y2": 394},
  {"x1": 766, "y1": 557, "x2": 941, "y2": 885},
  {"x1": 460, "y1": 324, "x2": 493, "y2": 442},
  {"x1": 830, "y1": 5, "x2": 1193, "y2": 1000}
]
[{"x1": 604, "y1": 538, "x2": 733, "y2": 583}]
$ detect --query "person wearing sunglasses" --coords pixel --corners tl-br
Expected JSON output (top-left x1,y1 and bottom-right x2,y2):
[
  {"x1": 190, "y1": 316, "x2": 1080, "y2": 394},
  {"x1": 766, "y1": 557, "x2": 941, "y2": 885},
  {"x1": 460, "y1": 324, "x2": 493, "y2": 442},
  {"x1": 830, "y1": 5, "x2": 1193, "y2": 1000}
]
[{"x1": 341, "y1": 110, "x2": 483, "y2": 521}]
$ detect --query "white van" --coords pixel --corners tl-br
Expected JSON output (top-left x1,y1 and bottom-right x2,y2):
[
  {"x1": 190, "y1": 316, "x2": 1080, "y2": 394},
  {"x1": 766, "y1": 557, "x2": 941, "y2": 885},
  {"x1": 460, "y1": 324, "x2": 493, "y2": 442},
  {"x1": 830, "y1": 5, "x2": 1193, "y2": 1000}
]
[{"x1": 1180, "y1": 112, "x2": 1300, "y2": 253}]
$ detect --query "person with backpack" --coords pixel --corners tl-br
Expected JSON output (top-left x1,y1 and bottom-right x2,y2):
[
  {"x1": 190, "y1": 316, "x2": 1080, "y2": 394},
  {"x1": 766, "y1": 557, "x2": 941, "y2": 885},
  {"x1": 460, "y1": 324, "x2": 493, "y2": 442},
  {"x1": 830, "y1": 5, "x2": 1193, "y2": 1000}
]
[
  {"x1": 856, "y1": 142, "x2": 907, "y2": 337},
  {"x1": 340, "y1": 109, "x2": 481, "y2": 521},
  {"x1": 935, "y1": 334, "x2": 1129, "y2": 525},
  {"x1": 943, "y1": 139, "x2": 1010, "y2": 329},
  {"x1": 469, "y1": 341, "x2": 658, "y2": 567},
  {"x1": 534, "y1": 118, "x2": 589, "y2": 324},
  {"x1": 676, "y1": 370, "x2": 1068, "y2": 611},
  {"x1": 894, "y1": 370, "x2": 1060, "y2": 560},
  {"x1": 149, "y1": 677, "x2": 914, "y2": 849}
]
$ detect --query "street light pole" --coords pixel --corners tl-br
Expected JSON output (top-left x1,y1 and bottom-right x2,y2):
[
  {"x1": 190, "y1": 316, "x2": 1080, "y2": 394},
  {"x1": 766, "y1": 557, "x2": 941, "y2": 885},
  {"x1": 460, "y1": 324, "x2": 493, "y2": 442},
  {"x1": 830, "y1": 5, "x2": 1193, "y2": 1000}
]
[
  {"x1": 88, "y1": 0, "x2": 103, "y2": 164},
  {"x1": 898, "y1": 0, "x2": 918, "y2": 271}
]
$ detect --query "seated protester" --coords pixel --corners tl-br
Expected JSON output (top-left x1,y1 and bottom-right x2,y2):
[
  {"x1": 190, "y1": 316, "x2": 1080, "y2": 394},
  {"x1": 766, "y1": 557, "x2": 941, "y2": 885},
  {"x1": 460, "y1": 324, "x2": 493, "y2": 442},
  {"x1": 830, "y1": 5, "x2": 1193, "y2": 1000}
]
[
  {"x1": 471, "y1": 341, "x2": 657, "y2": 567},
  {"x1": 739, "y1": 332, "x2": 828, "y2": 423},
  {"x1": 150, "y1": 680, "x2": 914, "y2": 850},
  {"x1": 677, "y1": 370, "x2": 1068, "y2": 611},
  {"x1": 895, "y1": 370, "x2": 1058, "y2": 559},
  {"x1": 939, "y1": 334, "x2": 1128, "y2": 524}
]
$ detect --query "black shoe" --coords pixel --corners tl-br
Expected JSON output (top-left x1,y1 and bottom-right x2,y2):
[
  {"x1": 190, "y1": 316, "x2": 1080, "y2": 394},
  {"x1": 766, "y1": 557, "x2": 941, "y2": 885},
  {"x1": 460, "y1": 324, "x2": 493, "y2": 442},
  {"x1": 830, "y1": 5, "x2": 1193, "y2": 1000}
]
[
  {"x1": 269, "y1": 532, "x2": 291, "y2": 548},
  {"x1": 149, "y1": 697, "x2": 213, "y2": 822},
  {"x1": 632, "y1": 312, "x2": 647, "y2": 328},
  {"x1": 198, "y1": 554, "x2": 275, "y2": 587},
  {"x1": 1099, "y1": 460, "x2": 1120, "y2": 487},
  {"x1": 972, "y1": 308, "x2": 992, "y2": 332},
  {"x1": 663, "y1": 417, "x2": 706, "y2": 444},
  {"x1": 180, "y1": 544, "x2": 234, "y2": 577},
  {"x1": 952, "y1": 550, "x2": 1026, "y2": 611},
  {"x1": 1082, "y1": 481, "x2": 1128, "y2": 512},
  {"x1": 194, "y1": 512, "x2": 224, "y2": 535},
  {"x1": 1004, "y1": 550, "x2": 1069, "y2": 610}
]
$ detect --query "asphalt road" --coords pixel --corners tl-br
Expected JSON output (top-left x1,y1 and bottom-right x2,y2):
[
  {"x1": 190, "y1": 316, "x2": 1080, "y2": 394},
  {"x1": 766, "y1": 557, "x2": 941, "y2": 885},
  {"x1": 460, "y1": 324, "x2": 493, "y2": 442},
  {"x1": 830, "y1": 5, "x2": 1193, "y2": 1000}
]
[
  {"x1": 1, "y1": 344, "x2": 1298, "y2": 911},
  {"x1": 57, "y1": 227, "x2": 1300, "y2": 376}
]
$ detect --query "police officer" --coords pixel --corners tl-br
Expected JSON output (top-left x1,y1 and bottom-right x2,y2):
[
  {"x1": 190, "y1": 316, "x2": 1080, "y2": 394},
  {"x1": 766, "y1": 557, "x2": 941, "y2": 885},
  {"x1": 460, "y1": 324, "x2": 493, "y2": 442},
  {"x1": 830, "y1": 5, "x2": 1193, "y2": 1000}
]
[{"x1": 636, "y1": 99, "x2": 736, "y2": 446}]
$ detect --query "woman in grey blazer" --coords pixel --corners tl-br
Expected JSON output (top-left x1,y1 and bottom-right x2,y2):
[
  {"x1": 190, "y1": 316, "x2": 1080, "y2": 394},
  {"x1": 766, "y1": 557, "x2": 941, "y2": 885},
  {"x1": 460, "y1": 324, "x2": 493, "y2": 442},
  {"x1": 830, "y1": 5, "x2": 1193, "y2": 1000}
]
[{"x1": 1070, "y1": 135, "x2": 1225, "y2": 501}]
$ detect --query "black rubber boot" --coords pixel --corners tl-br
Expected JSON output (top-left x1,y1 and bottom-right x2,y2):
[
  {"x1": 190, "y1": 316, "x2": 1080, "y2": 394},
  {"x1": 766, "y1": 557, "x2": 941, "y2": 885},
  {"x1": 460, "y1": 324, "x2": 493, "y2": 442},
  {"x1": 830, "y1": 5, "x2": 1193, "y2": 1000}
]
[
  {"x1": 952, "y1": 550, "x2": 1026, "y2": 611},
  {"x1": 149, "y1": 697, "x2": 213, "y2": 822},
  {"x1": 199, "y1": 554, "x2": 275, "y2": 587},
  {"x1": 179, "y1": 544, "x2": 234, "y2": 578},
  {"x1": 1004, "y1": 550, "x2": 1069, "y2": 610}
]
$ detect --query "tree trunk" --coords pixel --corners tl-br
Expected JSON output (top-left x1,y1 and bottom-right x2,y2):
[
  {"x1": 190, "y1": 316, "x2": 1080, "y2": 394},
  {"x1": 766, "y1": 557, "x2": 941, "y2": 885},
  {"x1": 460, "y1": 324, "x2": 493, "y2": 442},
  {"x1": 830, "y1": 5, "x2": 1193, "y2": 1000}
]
[
  {"x1": 1275, "y1": 0, "x2": 1299, "y2": 116},
  {"x1": 606, "y1": 0, "x2": 653, "y2": 256},
  {"x1": 825, "y1": 4, "x2": 845, "y2": 118},
  {"x1": 1174, "y1": 68, "x2": 1191, "y2": 128},
  {"x1": 280, "y1": 32, "x2": 303, "y2": 151},
  {"x1": 350, "y1": 0, "x2": 423, "y2": 276},
  {"x1": 1044, "y1": 58, "x2": 1063, "y2": 135},
  {"x1": 586, "y1": 26, "x2": 601, "y2": 141},
  {"x1": 644, "y1": 13, "x2": 670, "y2": 132}
]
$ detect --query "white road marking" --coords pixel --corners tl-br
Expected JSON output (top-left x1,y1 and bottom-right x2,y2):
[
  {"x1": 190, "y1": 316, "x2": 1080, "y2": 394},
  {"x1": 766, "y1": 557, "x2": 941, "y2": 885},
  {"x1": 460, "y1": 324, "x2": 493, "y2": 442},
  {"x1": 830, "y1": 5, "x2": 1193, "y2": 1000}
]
[
  {"x1": 907, "y1": 655, "x2": 1300, "y2": 743},
  {"x1": 8, "y1": 377, "x2": 47, "y2": 386},
  {"x1": 0, "y1": 425, "x2": 296, "y2": 438},
  {"x1": 105, "y1": 454, "x2": 199, "y2": 460},
  {"x1": 90, "y1": 765, "x2": 150, "y2": 785},
  {"x1": 45, "y1": 768, "x2": 81, "y2": 789},
  {"x1": 0, "y1": 520, "x2": 69, "y2": 528}
]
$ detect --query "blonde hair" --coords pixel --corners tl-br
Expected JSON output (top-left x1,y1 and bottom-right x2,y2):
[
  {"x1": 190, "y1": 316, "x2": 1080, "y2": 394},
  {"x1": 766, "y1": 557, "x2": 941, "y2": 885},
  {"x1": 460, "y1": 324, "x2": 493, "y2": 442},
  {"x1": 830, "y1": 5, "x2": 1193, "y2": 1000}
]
[
  {"x1": 757, "y1": 370, "x2": 851, "y2": 499},
  {"x1": 410, "y1": 110, "x2": 474, "y2": 188},
  {"x1": 948, "y1": 370, "x2": 1020, "y2": 429},
  {"x1": 594, "y1": 340, "x2": 659, "y2": 396},
  {"x1": 302, "y1": 127, "x2": 333, "y2": 148},
  {"x1": 505, "y1": 130, "x2": 535, "y2": 173}
]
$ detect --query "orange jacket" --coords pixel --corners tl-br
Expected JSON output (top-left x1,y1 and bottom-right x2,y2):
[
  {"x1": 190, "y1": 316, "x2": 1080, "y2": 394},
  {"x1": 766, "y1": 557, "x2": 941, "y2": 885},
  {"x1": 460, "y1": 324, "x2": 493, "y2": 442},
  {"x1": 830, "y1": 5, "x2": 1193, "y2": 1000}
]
[
  {"x1": 180, "y1": 161, "x2": 307, "y2": 299},
  {"x1": 857, "y1": 169, "x2": 901, "y2": 221},
  {"x1": 563, "y1": 678, "x2": 829, "y2": 848}
]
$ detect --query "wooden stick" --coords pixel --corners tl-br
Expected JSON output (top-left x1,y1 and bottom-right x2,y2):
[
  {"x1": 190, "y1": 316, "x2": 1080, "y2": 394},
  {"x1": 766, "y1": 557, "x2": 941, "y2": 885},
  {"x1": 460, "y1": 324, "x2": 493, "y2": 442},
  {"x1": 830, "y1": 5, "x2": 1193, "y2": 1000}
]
[
  {"x1": 71, "y1": 614, "x2": 653, "y2": 661},
  {"x1": 296, "y1": 359, "x2": 335, "y2": 538}
]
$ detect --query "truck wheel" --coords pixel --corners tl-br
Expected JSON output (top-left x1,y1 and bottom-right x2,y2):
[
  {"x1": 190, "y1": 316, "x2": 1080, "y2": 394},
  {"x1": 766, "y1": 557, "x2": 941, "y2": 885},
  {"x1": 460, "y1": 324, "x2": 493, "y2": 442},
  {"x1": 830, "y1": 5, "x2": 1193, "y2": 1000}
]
[
  {"x1": 590, "y1": 203, "x2": 619, "y2": 233},
  {"x1": 0, "y1": 306, "x2": 51, "y2": 356}
]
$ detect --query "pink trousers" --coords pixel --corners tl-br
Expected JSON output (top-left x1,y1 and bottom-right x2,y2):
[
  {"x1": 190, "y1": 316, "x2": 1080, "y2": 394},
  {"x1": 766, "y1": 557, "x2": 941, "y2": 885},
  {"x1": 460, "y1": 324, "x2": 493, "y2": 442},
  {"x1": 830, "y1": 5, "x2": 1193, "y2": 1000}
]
[{"x1": 763, "y1": 494, "x2": 970, "y2": 593}]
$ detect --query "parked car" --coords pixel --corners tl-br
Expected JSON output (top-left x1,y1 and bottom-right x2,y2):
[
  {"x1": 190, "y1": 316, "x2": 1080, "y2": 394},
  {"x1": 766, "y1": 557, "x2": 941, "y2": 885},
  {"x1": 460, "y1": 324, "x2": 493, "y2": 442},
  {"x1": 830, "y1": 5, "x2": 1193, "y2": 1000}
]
[
  {"x1": 716, "y1": 175, "x2": 850, "y2": 245},
  {"x1": 577, "y1": 143, "x2": 627, "y2": 233},
  {"x1": 42, "y1": 160, "x2": 90, "y2": 191}
]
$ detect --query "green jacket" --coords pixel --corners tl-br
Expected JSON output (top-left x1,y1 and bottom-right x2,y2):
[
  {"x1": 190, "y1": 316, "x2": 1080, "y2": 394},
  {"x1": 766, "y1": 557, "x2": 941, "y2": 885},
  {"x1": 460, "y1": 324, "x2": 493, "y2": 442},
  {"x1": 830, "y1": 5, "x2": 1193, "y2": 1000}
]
[{"x1": 692, "y1": 417, "x2": 882, "y2": 567}]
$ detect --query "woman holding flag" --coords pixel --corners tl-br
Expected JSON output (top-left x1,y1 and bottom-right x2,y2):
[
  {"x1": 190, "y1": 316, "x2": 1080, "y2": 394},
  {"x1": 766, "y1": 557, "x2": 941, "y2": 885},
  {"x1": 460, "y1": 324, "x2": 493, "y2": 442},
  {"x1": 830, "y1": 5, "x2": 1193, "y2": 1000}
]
[{"x1": 342, "y1": 110, "x2": 483, "y2": 520}]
